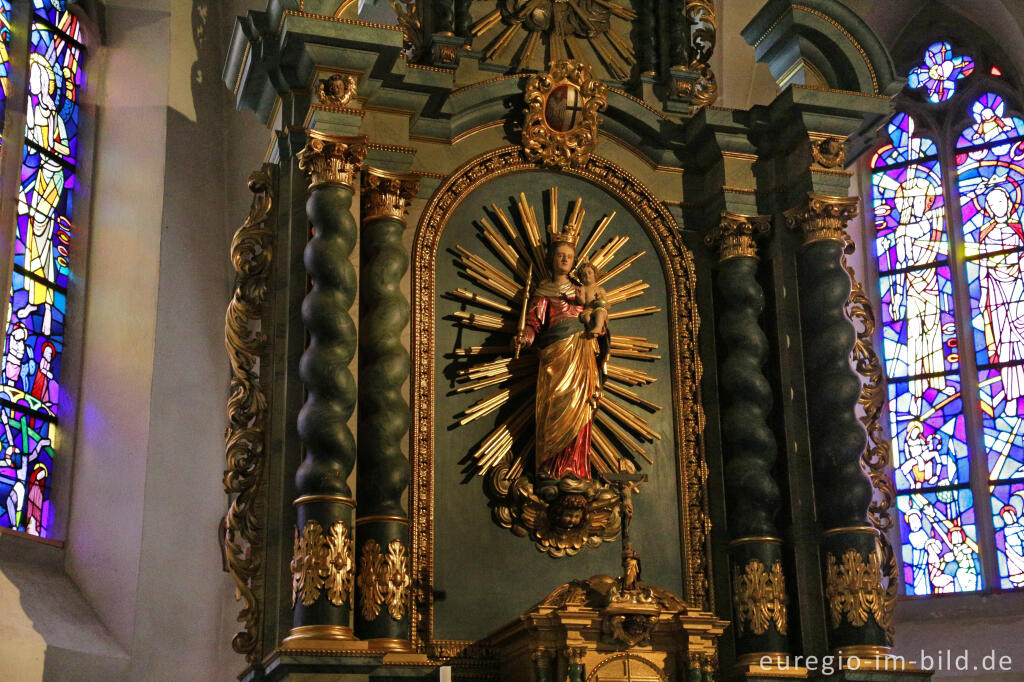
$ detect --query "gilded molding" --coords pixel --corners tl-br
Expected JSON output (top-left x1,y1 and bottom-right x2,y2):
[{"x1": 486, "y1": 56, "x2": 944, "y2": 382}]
[
  {"x1": 411, "y1": 147, "x2": 710, "y2": 650},
  {"x1": 824, "y1": 548, "x2": 886, "y2": 630},
  {"x1": 704, "y1": 212, "x2": 770, "y2": 261},
  {"x1": 840, "y1": 240, "x2": 897, "y2": 645},
  {"x1": 357, "y1": 539, "x2": 412, "y2": 622},
  {"x1": 316, "y1": 73, "x2": 358, "y2": 107},
  {"x1": 793, "y1": 5, "x2": 878, "y2": 93},
  {"x1": 296, "y1": 131, "x2": 367, "y2": 190},
  {"x1": 223, "y1": 166, "x2": 275, "y2": 664},
  {"x1": 784, "y1": 193, "x2": 858, "y2": 245},
  {"x1": 361, "y1": 168, "x2": 420, "y2": 223},
  {"x1": 290, "y1": 520, "x2": 355, "y2": 608},
  {"x1": 522, "y1": 60, "x2": 607, "y2": 169},
  {"x1": 731, "y1": 559, "x2": 788, "y2": 636}
]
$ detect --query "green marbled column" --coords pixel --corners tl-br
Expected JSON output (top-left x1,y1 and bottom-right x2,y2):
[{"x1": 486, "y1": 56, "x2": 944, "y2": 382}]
[
  {"x1": 786, "y1": 194, "x2": 890, "y2": 658},
  {"x1": 353, "y1": 168, "x2": 418, "y2": 649},
  {"x1": 706, "y1": 215, "x2": 793, "y2": 670},
  {"x1": 284, "y1": 131, "x2": 366, "y2": 648}
]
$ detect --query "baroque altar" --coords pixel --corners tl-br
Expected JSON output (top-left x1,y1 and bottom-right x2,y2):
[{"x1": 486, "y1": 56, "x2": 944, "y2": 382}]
[{"x1": 221, "y1": 1, "x2": 928, "y2": 681}]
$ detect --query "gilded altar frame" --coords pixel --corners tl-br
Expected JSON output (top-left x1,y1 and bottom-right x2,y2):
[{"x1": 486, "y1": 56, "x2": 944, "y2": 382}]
[{"x1": 409, "y1": 146, "x2": 712, "y2": 654}]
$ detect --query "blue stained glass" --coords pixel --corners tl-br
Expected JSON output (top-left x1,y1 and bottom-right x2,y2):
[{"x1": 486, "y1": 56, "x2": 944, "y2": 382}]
[
  {"x1": 4, "y1": 277, "x2": 64, "y2": 417},
  {"x1": 965, "y1": 258, "x2": 1024, "y2": 370},
  {"x1": 32, "y1": 0, "x2": 81, "y2": 42},
  {"x1": 888, "y1": 379, "x2": 969, "y2": 491},
  {"x1": 991, "y1": 483, "x2": 1024, "y2": 589},
  {"x1": 956, "y1": 140, "x2": 1024, "y2": 257},
  {"x1": 872, "y1": 162, "x2": 947, "y2": 275},
  {"x1": 979, "y1": 368, "x2": 1024, "y2": 481},
  {"x1": 879, "y1": 266, "x2": 959, "y2": 379},
  {"x1": 0, "y1": 403, "x2": 54, "y2": 535},
  {"x1": 957, "y1": 93, "x2": 1024, "y2": 149},
  {"x1": 26, "y1": 23, "x2": 83, "y2": 164},
  {"x1": 908, "y1": 42, "x2": 975, "y2": 104},
  {"x1": 16, "y1": 144, "x2": 75, "y2": 289},
  {"x1": 898, "y1": 491, "x2": 981, "y2": 595},
  {"x1": 871, "y1": 113, "x2": 939, "y2": 167}
]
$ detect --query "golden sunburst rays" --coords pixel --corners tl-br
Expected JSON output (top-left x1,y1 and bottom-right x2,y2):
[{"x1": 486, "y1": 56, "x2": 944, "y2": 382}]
[
  {"x1": 470, "y1": 0, "x2": 637, "y2": 76},
  {"x1": 446, "y1": 189, "x2": 664, "y2": 481}
]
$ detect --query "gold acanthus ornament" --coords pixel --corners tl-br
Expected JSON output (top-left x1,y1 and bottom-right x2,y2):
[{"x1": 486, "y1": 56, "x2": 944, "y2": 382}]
[
  {"x1": 704, "y1": 212, "x2": 770, "y2": 262},
  {"x1": 522, "y1": 60, "x2": 607, "y2": 169},
  {"x1": 296, "y1": 131, "x2": 367, "y2": 190},
  {"x1": 223, "y1": 166, "x2": 276, "y2": 664},
  {"x1": 357, "y1": 539, "x2": 412, "y2": 622},
  {"x1": 840, "y1": 238, "x2": 897, "y2": 645},
  {"x1": 825, "y1": 548, "x2": 886, "y2": 629},
  {"x1": 361, "y1": 169, "x2": 420, "y2": 223},
  {"x1": 731, "y1": 559, "x2": 788, "y2": 636},
  {"x1": 290, "y1": 519, "x2": 355, "y2": 608},
  {"x1": 784, "y1": 193, "x2": 859, "y2": 245}
]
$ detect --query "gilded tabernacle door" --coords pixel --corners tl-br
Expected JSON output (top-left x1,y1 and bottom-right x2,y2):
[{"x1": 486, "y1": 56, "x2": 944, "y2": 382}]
[{"x1": 410, "y1": 147, "x2": 711, "y2": 656}]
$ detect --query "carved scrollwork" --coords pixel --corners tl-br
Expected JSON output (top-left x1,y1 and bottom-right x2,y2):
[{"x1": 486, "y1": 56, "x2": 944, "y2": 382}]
[
  {"x1": 522, "y1": 60, "x2": 607, "y2": 169},
  {"x1": 731, "y1": 559, "x2": 788, "y2": 636},
  {"x1": 841, "y1": 239, "x2": 896, "y2": 645},
  {"x1": 223, "y1": 166, "x2": 275, "y2": 663},
  {"x1": 358, "y1": 539, "x2": 412, "y2": 621},
  {"x1": 390, "y1": 0, "x2": 423, "y2": 60},
  {"x1": 824, "y1": 548, "x2": 886, "y2": 629},
  {"x1": 290, "y1": 520, "x2": 355, "y2": 608}
]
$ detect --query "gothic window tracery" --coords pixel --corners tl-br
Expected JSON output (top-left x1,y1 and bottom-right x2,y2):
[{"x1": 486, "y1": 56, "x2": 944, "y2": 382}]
[{"x1": 874, "y1": 40, "x2": 1024, "y2": 595}]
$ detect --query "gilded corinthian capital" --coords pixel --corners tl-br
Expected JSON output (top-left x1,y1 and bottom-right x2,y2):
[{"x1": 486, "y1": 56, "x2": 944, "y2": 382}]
[
  {"x1": 784, "y1": 193, "x2": 858, "y2": 245},
  {"x1": 704, "y1": 212, "x2": 770, "y2": 261},
  {"x1": 297, "y1": 131, "x2": 367, "y2": 190},
  {"x1": 360, "y1": 168, "x2": 420, "y2": 222}
]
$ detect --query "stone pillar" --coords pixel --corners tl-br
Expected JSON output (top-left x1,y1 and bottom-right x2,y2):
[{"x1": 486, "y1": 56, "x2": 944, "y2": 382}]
[
  {"x1": 283, "y1": 131, "x2": 366, "y2": 649},
  {"x1": 353, "y1": 168, "x2": 419, "y2": 649},
  {"x1": 785, "y1": 193, "x2": 891, "y2": 659},
  {"x1": 706, "y1": 213, "x2": 795, "y2": 675}
]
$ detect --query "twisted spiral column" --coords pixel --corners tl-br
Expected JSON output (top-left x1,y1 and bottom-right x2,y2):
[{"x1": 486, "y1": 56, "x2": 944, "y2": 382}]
[
  {"x1": 353, "y1": 168, "x2": 418, "y2": 648},
  {"x1": 283, "y1": 131, "x2": 366, "y2": 649},
  {"x1": 706, "y1": 213, "x2": 792, "y2": 670},
  {"x1": 785, "y1": 193, "x2": 889, "y2": 658}
]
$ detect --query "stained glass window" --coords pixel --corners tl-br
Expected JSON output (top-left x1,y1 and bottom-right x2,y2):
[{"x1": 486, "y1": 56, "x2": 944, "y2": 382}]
[
  {"x1": 876, "y1": 43, "x2": 1024, "y2": 594},
  {"x1": 0, "y1": 0, "x2": 84, "y2": 537},
  {"x1": 908, "y1": 41, "x2": 975, "y2": 103}
]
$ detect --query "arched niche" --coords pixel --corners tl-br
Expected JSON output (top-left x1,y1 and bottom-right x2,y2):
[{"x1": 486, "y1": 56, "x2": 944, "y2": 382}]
[{"x1": 409, "y1": 147, "x2": 709, "y2": 648}]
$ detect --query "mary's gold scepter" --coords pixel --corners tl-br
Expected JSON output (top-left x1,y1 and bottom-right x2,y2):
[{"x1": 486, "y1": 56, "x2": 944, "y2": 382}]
[{"x1": 514, "y1": 263, "x2": 533, "y2": 359}]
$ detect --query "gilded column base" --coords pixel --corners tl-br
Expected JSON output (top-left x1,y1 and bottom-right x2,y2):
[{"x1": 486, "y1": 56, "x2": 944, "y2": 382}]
[
  {"x1": 832, "y1": 646, "x2": 912, "y2": 671},
  {"x1": 729, "y1": 538, "x2": 790, "y2": 662},
  {"x1": 290, "y1": 499, "x2": 357, "y2": 634},
  {"x1": 734, "y1": 653, "x2": 808, "y2": 679},
  {"x1": 353, "y1": 519, "x2": 413, "y2": 644},
  {"x1": 821, "y1": 528, "x2": 890, "y2": 653},
  {"x1": 280, "y1": 625, "x2": 364, "y2": 651}
]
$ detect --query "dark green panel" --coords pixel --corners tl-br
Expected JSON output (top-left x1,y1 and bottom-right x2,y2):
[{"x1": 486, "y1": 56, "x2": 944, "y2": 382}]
[{"x1": 432, "y1": 169, "x2": 684, "y2": 640}]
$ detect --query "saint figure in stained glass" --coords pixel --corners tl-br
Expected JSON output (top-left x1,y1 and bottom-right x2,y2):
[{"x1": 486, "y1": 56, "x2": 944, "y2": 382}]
[
  {"x1": 973, "y1": 186, "x2": 1024, "y2": 410},
  {"x1": 999, "y1": 504, "x2": 1024, "y2": 587},
  {"x1": 899, "y1": 420, "x2": 955, "y2": 488},
  {"x1": 0, "y1": 408, "x2": 48, "y2": 530}
]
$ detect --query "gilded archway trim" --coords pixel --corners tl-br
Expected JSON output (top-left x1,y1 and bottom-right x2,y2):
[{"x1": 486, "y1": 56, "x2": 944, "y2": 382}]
[{"x1": 410, "y1": 146, "x2": 709, "y2": 649}]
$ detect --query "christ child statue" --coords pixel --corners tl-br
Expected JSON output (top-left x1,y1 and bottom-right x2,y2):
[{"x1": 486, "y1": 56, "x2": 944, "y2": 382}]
[{"x1": 575, "y1": 259, "x2": 608, "y2": 338}]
